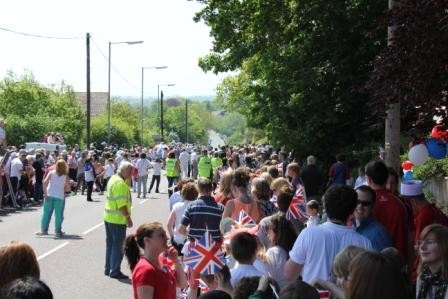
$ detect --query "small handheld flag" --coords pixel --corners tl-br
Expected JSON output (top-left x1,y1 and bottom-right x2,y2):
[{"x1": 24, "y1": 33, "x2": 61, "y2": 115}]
[
  {"x1": 236, "y1": 209, "x2": 256, "y2": 226},
  {"x1": 183, "y1": 231, "x2": 226, "y2": 275}
]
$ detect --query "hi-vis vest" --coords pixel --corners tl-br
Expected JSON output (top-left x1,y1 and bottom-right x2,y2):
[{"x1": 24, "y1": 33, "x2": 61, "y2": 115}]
[
  {"x1": 211, "y1": 157, "x2": 223, "y2": 172},
  {"x1": 165, "y1": 158, "x2": 179, "y2": 177},
  {"x1": 198, "y1": 156, "x2": 212, "y2": 178},
  {"x1": 104, "y1": 174, "x2": 131, "y2": 225}
]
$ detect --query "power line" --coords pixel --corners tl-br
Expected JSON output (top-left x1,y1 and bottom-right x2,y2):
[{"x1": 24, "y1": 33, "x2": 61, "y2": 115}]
[
  {"x1": 91, "y1": 37, "x2": 141, "y2": 93},
  {"x1": 0, "y1": 26, "x2": 83, "y2": 40}
]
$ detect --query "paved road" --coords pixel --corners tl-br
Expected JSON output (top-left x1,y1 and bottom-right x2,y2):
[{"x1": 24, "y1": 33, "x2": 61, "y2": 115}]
[{"x1": 0, "y1": 171, "x2": 171, "y2": 299}]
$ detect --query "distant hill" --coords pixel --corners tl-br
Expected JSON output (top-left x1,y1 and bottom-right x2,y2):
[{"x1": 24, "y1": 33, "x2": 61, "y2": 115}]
[{"x1": 123, "y1": 95, "x2": 215, "y2": 106}]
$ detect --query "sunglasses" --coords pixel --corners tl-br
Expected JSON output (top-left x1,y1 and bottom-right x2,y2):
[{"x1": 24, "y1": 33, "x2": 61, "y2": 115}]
[{"x1": 357, "y1": 200, "x2": 373, "y2": 207}]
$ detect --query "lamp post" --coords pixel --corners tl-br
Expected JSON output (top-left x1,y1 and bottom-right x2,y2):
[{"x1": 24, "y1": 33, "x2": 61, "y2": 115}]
[
  {"x1": 107, "y1": 40, "x2": 144, "y2": 144},
  {"x1": 157, "y1": 83, "x2": 175, "y2": 141},
  {"x1": 141, "y1": 66, "x2": 167, "y2": 145}
]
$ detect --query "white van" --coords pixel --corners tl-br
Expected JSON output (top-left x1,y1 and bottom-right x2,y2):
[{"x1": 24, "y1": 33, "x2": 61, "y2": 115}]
[{"x1": 25, "y1": 142, "x2": 67, "y2": 152}]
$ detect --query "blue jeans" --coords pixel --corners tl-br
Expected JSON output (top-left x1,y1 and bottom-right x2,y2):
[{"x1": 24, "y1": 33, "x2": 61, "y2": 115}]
[
  {"x1": 167, "y1": 176, "x2": 178, "y2": 198},
  {"x1": 105, "y1": 221, "x2": 127, "y2": 276},
  {"x1": 137, "y1": 175, "x2": 148, "y2": 197}
]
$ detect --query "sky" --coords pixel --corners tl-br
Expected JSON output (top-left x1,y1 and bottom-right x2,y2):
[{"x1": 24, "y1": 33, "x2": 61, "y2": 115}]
[{"x1": 0, "y1": 0, "x2": 228, "y2": 98}]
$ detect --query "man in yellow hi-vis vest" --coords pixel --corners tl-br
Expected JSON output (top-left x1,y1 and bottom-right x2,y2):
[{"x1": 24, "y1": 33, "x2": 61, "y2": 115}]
[
  {"x1": 197, "y1": 149, "x2": 212, "y2": 179},
  {"x1": 104, "y1": 161, "x2": 133, "y2": 279}
]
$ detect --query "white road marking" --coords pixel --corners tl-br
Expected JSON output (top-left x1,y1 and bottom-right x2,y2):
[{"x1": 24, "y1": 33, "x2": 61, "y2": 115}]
[
  {"x1": 139, "y1": 198, "x2": 151, "y2": 205},
  {"x1": 82, "y1": 222, "x2": 104, "y2": 235},
  {"x1": 37, "y1": 242, "x2": 70, "y2": 261}
]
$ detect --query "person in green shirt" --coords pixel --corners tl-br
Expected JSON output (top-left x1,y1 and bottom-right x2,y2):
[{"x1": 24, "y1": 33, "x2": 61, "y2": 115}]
[{"x1": 104, "y1": 161, "x2": 134, "y2": 279}]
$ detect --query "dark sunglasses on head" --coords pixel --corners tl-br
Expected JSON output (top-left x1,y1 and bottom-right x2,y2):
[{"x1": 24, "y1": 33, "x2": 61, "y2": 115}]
[{"x1": 357, "y1": 200, "x2": 373, "y2": 207}]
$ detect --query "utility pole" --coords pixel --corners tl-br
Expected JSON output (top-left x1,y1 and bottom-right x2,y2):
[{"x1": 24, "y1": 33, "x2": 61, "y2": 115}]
[
  {"x1": 160, "y1": 90, "x2": 164, "y2": 141},
  {"x1": 141, "y1": 67, "x2": 144, "y2": 145},
  {"x1": 185, "y1": 100, "x2": 188, "y2": 144},
  {"x1": 385, "y1": 0, "x2": 400, "y2": 171},
  {"x1": 86, "y1": 33, "x2": 91, "y2": 148}
]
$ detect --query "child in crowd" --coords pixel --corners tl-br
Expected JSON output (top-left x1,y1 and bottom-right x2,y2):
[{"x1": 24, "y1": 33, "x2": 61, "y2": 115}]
[
  {"x1": 199, "y1": 266, "x2": 233, "y2": 297},
  {"x1": 266, "y1": 215, "x2": 297, "y2": 288},
  {"x1": 229, "y1": 232, "x2": 265, "y2": 287},
  {"x1": 306, "y1": 200, "x2": 320, "y2": 227}
]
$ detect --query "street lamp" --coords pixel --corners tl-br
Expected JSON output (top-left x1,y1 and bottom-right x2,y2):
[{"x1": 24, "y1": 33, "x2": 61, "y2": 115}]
[
  {"x1": 157, "y1": 83, "x2": 175, "y2": 141},
  {"x1": 107, "y1": 40, "x2": 144, "y2": 144},
  {"x1": 141, "y1": 66, "x2": 167, "y2": 145}
]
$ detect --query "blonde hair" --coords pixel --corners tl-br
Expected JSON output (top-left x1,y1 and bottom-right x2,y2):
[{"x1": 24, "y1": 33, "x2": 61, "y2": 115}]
[
  {"x1": 218, "y1": 170, "x2": 234, "y2": 198},
  {"x1": 270, "y1": 177, "x2": 292, "y2": 193},
  {"x1": 55, "y1": 159, "x2": 68, "y2": 176},
  {"x1": 332, "y1": 245, "x2": 365, "y2": 279}
]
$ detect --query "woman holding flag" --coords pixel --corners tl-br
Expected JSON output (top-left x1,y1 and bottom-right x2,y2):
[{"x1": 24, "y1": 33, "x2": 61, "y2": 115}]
[{"x1": 124, "y1": 222, "x2": 187, "y2": 299}]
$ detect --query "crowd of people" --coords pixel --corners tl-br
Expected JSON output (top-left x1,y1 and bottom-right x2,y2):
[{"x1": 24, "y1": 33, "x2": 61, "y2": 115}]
[{"x1": 0, "y1": 142, "x2": 448, "y2": 299}]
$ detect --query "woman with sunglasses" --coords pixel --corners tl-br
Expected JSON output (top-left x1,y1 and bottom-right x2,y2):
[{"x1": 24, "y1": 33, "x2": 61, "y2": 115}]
[
  {"x1": 353, "y1": 185, "x2": 392, "y2": 251},
  {"x1": 416, "y1": 224, "x2": 448, "y2": 299},
  {"x1": 124, "y1": 222, "x2": 188, "y2": 299}
]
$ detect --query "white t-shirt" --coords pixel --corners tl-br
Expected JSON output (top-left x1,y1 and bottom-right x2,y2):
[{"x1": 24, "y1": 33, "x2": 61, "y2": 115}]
[
  {"x1": 136, "y1": 158, "x2": 150, "y2": 177},
  {"x1": 172, "y1": 200, "x2": 194, "y2": 244},
  {"x1": 230, "y1": 264, "x2": 264, "y2": 288},
  {"x1": 289, "y1": 221, "x2": 372, "y2": 283},
  {"x1": 10, "y1": 158, "x2": 23, "y2": 179},
  {"x1": 104, "y1": 163, "x2": 115, "y2": 179},
  {"x1": 47, "y1": 170, "x2": 66, "y2": 200},
  {"x1": 179, "y1": 151, "x2": 190, "y2": 166},
  {"x1": 169, "y1": 191, "x2": 183, "y2": 211},
  {"x1": 150, "y1": 161, "x2": 162, "y2": 176},
  {"x1": 190, "y1": 152, "x2": 198, "y2": 163},
  {"x1": 266, "y1": 246, "x2": 289, "y2": 289}
]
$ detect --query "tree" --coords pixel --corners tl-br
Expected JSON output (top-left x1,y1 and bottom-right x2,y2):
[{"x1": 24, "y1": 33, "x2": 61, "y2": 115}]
[
  {"x1": 367, "y1": 0, "x2": 448, "y2": 134},
  {"x1": 0, "y1": 72, "x2": 85, "y2": 146},
  {"x1": 197, "y1": 0, "x2": 387, "y2": 162}
]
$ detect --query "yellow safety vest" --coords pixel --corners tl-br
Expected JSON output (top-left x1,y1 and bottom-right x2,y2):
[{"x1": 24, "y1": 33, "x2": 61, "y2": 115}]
[
  {"x1": 211, "y1": 157, "x2": 223, "y2": 172},
  {"x1": 104, "y1": 174, "x2": 131, "y2": 225},
  {"x1": 198, "y1": 156, "x2": 212, "y2": 178},
  {"x1": 165, "y1": 158, "x2": 179, "y2": 177}
]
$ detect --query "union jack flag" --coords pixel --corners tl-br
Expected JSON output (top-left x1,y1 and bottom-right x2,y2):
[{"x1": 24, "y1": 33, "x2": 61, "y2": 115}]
[
  {"x1": 286, "y1": 185, "x2": 307, "y2": 220},
  {"x1": 183, "y1": 231, "x2": 226, "y2": 275},
  {"x1": 236, "y1": 209, "x2": 256, "y2": 226}
]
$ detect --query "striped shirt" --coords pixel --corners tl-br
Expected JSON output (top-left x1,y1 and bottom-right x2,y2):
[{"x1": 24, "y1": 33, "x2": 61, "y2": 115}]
[{"x1": 181, "y1": 195, "x2": 224, "y2": 241}]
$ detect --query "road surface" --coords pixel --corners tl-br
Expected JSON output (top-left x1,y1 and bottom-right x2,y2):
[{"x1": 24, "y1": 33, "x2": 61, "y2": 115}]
[{"x1": 0, "y1": 170, "x2": 171, "y2": 299}]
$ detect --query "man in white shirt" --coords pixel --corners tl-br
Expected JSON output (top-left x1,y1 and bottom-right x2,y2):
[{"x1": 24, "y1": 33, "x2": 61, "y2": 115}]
[
  {"x1": 190, "y1": 150, "x2": 198, "y2": 179},
  {"x1": 9, "y1": 151, "x2": 26, "y2": 204},
  {"x1": 285, "y1": 184, "x2": 372, "y2": 283},
  {"x1": 136, "y1": 153, "x2": 150, "y2": 198},
  {"x1": 178, "y1": 149, "x2": 190, "y2": 179}
]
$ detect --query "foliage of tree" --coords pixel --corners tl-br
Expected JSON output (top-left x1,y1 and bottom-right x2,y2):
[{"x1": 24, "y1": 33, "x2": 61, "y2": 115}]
[
  {"x1": 214, "y1": 111, "x2": 265, "y2": 145},
  {"x1": 0, "y1": 72, "x2": 85, "y2": 146},
  {"x1": 367, "y1": 0, "x2": 448, "y2": 133},
  {"x1": 194, "y1": 0, "x2": 388, "y2": 162},
  {"x1": 163, "y1": 99, "x2": 211, "y2": 145}
]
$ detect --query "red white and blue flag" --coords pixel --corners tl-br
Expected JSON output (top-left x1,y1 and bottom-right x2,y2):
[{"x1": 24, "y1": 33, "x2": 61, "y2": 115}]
[
  {"x1": 236, "y1": 209, "x2": 256, "y2": 226},
  {"x1": 286, "y1": 185, "x2": 307, "y2": 220},
  {"x1": 183, "y1": 231, "x2": 226, "y2": 275}
]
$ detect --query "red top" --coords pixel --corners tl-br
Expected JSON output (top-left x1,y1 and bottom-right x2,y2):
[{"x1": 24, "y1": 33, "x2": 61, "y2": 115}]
[
  {"x1": 132, "y1": 257, "x2": 176, "y2": 299},
  {"x1": 214, "y1": 192, "x2": 233, "y2": 206},
  {"x1": 373, "y1": 189, "x2": 409, "y2": 261}
]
